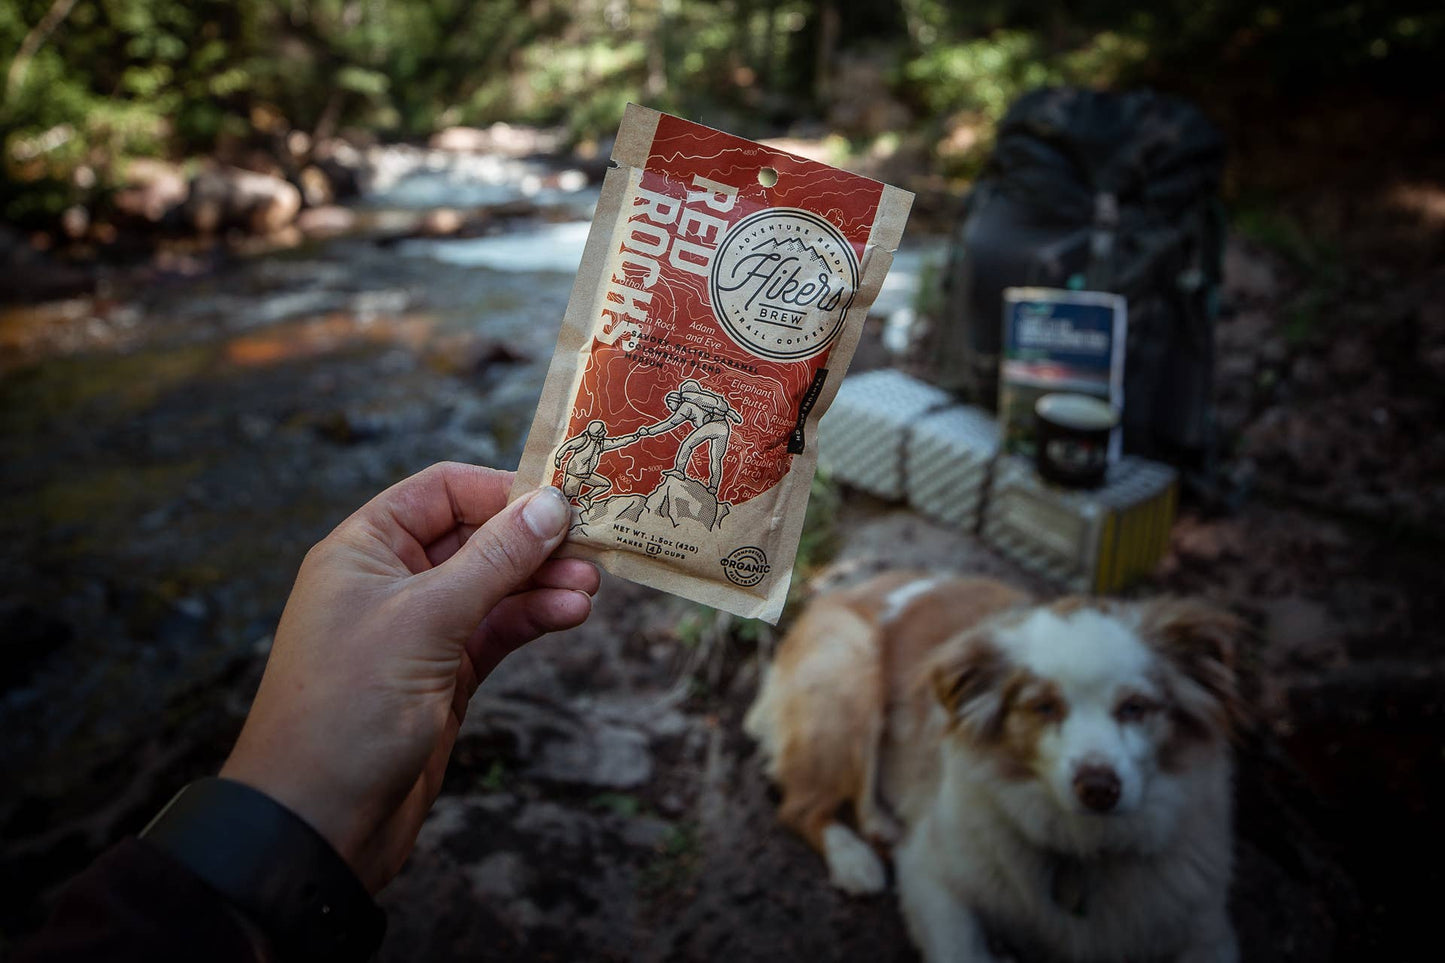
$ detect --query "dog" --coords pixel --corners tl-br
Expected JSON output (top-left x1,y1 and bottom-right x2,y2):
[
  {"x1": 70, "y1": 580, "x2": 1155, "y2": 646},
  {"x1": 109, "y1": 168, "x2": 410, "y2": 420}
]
[{"x1": 744, "y1": 572, "x2": 1243, "y2": 963}]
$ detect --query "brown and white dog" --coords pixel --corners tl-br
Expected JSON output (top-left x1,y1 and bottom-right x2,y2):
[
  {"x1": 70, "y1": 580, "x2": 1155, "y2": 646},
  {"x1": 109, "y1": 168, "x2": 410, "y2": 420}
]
[{"x1": 745, "y1": 572, "x2": 1243, "y2": 963}]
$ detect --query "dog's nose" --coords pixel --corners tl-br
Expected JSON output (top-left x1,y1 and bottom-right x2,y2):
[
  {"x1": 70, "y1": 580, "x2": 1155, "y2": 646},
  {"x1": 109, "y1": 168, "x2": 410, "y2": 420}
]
[{"x1": 1073, "y1": 765, "x2": 1121, "y2": 813}]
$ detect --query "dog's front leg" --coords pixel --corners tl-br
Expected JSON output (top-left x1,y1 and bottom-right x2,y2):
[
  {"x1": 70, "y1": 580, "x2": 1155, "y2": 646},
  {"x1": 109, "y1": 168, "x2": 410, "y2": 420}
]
[{"x1": 896, "y1": 832, "x2": 998, "y2": 963}]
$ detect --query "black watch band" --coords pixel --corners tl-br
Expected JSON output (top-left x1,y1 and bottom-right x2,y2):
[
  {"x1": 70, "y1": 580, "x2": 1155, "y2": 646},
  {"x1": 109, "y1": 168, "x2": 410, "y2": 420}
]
[{"x1": 140, "y1": 777, "x2": 386, "y2": 960}]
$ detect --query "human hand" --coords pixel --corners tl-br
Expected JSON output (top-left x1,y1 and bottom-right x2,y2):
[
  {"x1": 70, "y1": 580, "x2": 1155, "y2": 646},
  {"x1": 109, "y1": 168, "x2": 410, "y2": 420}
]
[{"x1": 219, "y1": 463, "x2": 597, "y2": 892}]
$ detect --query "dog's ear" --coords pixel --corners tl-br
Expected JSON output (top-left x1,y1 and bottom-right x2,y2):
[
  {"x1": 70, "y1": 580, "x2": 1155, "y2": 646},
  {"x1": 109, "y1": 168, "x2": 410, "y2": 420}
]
[
  {"x1": 929, "y1": 633, "x2": 1011, "y2": 741},
  {"x1": 1139, "y1": 598, "x2": 1246, "y2": 737}
]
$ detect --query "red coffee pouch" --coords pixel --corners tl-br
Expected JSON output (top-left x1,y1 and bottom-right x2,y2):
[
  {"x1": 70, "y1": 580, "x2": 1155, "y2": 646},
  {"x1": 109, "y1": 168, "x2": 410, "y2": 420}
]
[{"x1": 512, "y1": 105, "x2": 912, "y2": 622}]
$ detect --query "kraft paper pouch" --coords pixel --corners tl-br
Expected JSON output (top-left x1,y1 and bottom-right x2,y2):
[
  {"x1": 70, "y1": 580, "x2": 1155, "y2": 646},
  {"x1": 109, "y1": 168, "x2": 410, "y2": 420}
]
[{"x1": 511, "y1": 104, "x2": 912, "y2": 623}]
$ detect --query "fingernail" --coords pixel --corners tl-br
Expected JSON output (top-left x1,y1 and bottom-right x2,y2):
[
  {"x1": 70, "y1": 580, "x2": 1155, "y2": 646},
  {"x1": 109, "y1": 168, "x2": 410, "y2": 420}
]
[{"x1": 523, "y1": 486, "x2": 570, "y2": 538}]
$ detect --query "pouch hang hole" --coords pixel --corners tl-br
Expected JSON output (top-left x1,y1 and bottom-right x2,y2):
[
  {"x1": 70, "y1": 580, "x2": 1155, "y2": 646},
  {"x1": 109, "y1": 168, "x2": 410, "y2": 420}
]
[{"x1": 757, "y1": 166, "x2": 779, "y2": 188}]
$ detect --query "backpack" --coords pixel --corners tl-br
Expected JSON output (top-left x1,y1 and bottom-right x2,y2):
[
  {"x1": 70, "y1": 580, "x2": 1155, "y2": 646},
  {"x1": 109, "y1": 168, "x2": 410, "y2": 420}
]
[{"x1": 932, "y1": 86, "x2": 1226, "y2": 472}]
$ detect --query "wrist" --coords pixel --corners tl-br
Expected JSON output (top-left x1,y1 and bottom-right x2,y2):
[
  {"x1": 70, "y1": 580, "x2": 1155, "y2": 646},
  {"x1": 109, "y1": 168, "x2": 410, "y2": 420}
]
[{"x1": 220, "y1": 750, "x2": 370, "y2": 878}]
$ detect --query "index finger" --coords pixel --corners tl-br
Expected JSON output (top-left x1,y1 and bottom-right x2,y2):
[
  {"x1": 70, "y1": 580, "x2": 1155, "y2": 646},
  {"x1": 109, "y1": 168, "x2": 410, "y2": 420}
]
[{"x1": 350, "y1": 462, "x2": 516, "y2": 566}]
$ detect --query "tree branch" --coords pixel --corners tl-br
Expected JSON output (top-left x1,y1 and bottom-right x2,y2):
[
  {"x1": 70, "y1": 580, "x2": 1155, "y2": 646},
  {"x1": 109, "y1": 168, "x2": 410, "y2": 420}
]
[{"x1": 5, "y1": 0, "x2": 81, "y2": 105}]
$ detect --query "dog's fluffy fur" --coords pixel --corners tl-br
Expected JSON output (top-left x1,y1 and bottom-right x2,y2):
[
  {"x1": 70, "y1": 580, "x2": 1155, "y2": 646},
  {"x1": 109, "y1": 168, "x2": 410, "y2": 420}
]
[{"x1": 745, "y1": 573, "x2": 1243, "y2": 963}]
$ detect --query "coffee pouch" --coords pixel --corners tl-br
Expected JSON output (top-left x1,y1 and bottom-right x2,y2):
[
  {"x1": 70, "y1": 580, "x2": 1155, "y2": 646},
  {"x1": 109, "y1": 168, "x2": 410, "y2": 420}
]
[{"x1": 511, "y1": 105, "x2": 912, "y2": 622}]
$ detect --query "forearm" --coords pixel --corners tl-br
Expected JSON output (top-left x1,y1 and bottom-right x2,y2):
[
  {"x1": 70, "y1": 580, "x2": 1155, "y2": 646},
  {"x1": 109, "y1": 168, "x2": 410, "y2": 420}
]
[{"x1": 643, "y1": 414, "x2": 685, "y2": 435}]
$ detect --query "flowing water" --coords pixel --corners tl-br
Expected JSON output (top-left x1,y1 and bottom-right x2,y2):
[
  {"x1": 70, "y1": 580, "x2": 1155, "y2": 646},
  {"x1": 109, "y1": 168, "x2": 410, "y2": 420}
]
[{"x1": 0, "y1": 151, "x2": 941, "y2": 790}]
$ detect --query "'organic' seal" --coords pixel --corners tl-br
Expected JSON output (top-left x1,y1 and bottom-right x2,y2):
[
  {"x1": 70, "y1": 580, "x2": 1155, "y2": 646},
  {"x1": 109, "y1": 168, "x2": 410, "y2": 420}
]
[{"x1": 720, "y1": 546, "x2": 771, "y2": 587}]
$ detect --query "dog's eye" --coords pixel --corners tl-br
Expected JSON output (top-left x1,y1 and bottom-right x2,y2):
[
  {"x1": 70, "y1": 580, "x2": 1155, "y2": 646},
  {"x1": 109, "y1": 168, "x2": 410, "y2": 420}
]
[
  {"x1": 1115, "y1": 696, "x2": 1157, "y2": 723},
  {"x1": 1027, "y1": 697, "x2": 1063, "y2": 721}
]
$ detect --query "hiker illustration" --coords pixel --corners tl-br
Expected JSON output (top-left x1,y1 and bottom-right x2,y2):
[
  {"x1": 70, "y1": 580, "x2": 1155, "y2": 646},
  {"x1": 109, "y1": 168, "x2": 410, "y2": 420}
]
[
  {"x1": 635, "y1": 379, "x2": 743, "y2": 495},
  {"x1": 554, "y1": 420, "x2": 638, "y2": 510}
]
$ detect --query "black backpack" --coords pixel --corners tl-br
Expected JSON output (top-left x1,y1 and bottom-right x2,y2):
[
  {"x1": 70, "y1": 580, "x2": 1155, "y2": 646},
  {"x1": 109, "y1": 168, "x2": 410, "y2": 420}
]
[{"x1": 932, "y1": 86, "x2": 1226, "y2": 473}]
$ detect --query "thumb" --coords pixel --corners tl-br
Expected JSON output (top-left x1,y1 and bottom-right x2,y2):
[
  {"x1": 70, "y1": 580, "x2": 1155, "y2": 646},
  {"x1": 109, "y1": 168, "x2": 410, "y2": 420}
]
[{"x1": 422, "y1": 486, "x2": 573, "y2": 637}]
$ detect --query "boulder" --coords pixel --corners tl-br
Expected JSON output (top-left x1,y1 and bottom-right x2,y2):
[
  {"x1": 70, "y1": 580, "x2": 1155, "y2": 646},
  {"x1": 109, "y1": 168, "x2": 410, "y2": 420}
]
[
  {"x1": 430, "y1": 123, "x2": 562, "y2": 157},
  {"x1": 294, "y1": 204, "x2": 356, "y2": 238},
  {"x1": 430, "y1": 126, "x2": 493, "y2": 152},
  {"x1": 184, "y1": 166, "x2": 302, "y2": 235},
  {"x1": 297, "y1": 165, "x2": 333, "y2": 207},
  {"x1": 112, "y1": 158, "x2": 189, "y2": 224},
  {"x1": 419, "y1": 207, "x2": 465, "y2": 237},
  {"x1": 312, "y1": 138, "x2": 364, "y2": 198}
]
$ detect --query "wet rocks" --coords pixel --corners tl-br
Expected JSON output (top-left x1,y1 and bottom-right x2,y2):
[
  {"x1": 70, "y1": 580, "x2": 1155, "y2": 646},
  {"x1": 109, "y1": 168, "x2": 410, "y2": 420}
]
[
  {"x1": 112, "y1": 159, "x2": 189, "y2": 225},
  {"x1": 419, "y1": 207, "x2": 467, "y2": 237},
  {"x1": 311, "y1": 137, "x2": 365, "y2": 199},
  {"x1": 294, "y1": 204, "x2": 357, "y2": 238},
  {"x1": 430, "y1": 123, "x2": 563, "y2": 157},
  {"x1": 183, "y1": 165, "x2": 302, "y2": 235},
  {"x1": 297, "y1": 165, "x2": 334, "y2": 207}
]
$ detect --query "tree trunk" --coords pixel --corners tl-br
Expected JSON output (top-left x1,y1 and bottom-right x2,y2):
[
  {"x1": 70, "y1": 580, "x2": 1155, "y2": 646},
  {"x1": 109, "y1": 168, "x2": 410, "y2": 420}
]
[{"x1": 814, "y1": 0, "x2": 839, "y2": 106}]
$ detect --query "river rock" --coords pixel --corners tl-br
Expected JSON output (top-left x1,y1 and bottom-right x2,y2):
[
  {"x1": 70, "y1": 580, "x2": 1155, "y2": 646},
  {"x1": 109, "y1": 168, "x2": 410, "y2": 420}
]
[
  {"x1": 60, "y1": 205, "x2": 90, "y2": 240},
  {"x1": 113, "y1": 158, "x2": 189, "y2": 224},
  {"x1": 312, "y1": 138, "x2": 364, "y2": 198},
  {"x1": 431, "y1": 126, "x2": 494, "y2": 152},
  {"x1": 420, "y1": 207, "x2": 466, "y2": 237},
  {"x1": 184, "y1": 166, "x2": 302, "y2": 235},
  {"x1": 298, "y1": 165, "x2": 334, "y2": 207},
  {"x1": 295, "y1": 205, "x2": 356, "y2": 237},
  {"x1": 430, "y1": 123, "x2": 562, "y2": 157}
]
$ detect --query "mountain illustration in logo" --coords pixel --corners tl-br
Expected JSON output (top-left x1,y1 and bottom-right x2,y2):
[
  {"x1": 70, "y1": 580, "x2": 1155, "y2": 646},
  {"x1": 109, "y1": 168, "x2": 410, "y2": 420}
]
[{"x1": 752, "y1": 235, "x2": 835, "y2": 271}]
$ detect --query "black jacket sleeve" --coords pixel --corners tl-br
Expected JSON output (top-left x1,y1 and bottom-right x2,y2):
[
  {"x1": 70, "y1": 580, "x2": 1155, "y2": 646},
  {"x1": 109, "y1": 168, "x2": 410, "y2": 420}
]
[
  {"x1": 15, "y1": 836, "x2": 267, "y2": 963},
  {"x1": 16, "y1": 778, "x2": 385, "y2": 962}
]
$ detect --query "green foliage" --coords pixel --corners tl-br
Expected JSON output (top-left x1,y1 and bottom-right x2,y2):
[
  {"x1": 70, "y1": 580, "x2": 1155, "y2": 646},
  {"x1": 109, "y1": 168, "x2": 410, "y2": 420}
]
[
  {"x1": 1230, "y1": 201, "x2": 1345, "y2": 346},
  {"x1": 480, "y1": 758, "x2": 509, "y2": 792},
  {"x1": 795, "y1": 470, "x2": 841, "y2": 577},
  {"x1": 1231, "y1": 204, "x2": 1336, "y2": 273},
  {"x1": 3, "y1": 0, "x2": 1443, "y2": 228},
  {"x1": 590, "y1": 792, "x2": 644, "y2": 818},
  {"x1": 904, "y1": 31, "x2": 1058, "y2": 120},
  {"x1": 640, "y1": 820, "x2": 701, "y2": 895}
]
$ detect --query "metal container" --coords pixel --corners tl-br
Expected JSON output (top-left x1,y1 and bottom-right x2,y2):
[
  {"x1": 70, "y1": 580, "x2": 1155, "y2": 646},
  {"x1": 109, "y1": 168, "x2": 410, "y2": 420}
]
[{"x1": 982, "y1": 454, "x2": 1178, "y2": 593}]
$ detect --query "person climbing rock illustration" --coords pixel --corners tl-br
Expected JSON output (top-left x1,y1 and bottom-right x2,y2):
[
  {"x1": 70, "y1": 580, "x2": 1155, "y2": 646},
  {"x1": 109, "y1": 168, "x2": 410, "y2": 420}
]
[
  {"x1": 635, "y1": 379, "x2": 743, "y2": 495},
  {"x1": 554, "y1": 420, "x2": 637, "y2": 510}
]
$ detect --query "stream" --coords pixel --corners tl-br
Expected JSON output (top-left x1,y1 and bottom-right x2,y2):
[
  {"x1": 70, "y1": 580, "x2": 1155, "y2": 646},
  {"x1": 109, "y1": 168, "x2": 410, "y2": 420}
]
[{"x1": 0, "y1": 146, "x2": 941, "y2": 842}]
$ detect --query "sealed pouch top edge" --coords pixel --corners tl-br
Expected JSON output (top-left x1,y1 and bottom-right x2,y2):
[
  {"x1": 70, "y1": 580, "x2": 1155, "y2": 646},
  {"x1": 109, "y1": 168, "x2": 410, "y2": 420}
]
[{"x1": 611, "y1": 103, "x2": 662, "y2": 172}]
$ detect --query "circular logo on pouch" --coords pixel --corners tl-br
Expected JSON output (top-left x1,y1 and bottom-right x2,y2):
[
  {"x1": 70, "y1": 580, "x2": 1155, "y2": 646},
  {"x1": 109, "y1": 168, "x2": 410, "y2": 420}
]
[
  {"x1": 709, "y1": 208, "x2": 859, "y2": 361},
  {"x1": 720, "y1": 546, "x2": 771, "y2": 587}
]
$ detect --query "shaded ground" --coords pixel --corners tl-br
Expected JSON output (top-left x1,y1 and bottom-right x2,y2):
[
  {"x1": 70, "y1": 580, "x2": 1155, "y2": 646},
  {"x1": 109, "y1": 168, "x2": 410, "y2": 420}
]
[{"x1": 1, "y1": 178, "x2": 1442, "y2": 962}]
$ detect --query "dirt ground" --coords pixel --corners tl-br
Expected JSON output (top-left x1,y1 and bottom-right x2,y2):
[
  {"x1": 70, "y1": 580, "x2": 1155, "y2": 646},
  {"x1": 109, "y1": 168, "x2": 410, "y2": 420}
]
[{"x1": 1, "y1": 214, "x2": 1442, "y2": 960}]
